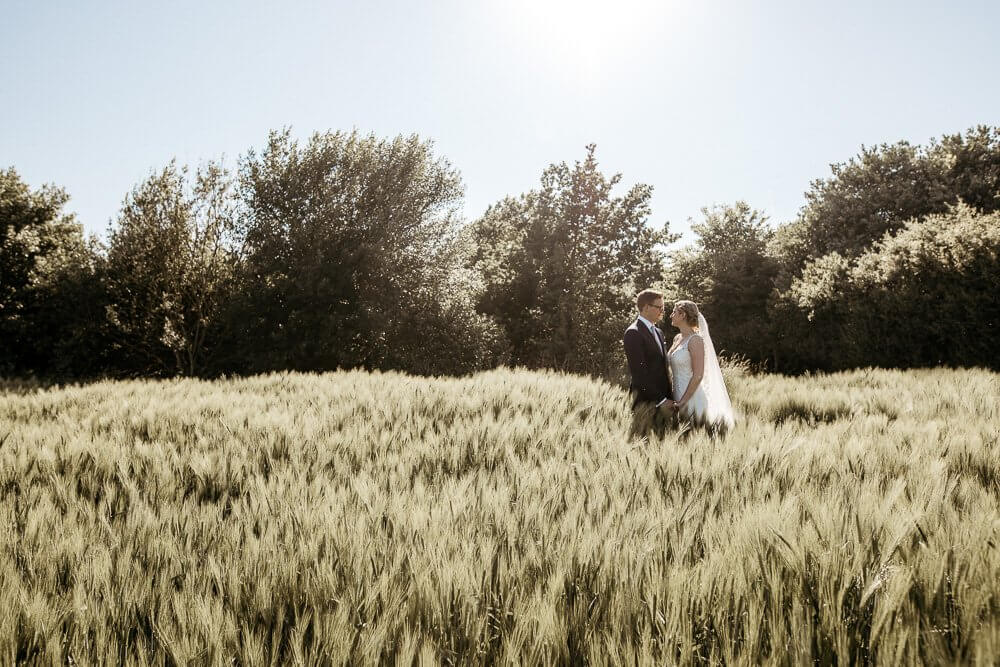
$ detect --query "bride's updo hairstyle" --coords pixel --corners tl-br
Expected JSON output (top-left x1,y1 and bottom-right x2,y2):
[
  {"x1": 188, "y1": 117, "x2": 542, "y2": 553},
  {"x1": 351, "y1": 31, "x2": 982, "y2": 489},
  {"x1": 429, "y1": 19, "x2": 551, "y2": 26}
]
[{"x1": 675, "y1": 300, "x2": 700, "y2": 328}]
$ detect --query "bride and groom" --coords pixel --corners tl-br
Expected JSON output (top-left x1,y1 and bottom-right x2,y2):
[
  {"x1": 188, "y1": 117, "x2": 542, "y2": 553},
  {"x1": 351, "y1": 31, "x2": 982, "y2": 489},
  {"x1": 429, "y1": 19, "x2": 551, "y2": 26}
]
[{"x1": 624, "y1": 289, "x2": 735, "y2": 433}]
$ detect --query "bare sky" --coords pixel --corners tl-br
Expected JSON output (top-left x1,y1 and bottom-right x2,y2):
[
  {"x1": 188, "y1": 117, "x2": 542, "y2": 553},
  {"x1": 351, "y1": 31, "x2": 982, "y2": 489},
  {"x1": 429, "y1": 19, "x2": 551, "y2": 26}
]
[{"x1": 2, "y1": 0, "x2": 997, "y2": 245}]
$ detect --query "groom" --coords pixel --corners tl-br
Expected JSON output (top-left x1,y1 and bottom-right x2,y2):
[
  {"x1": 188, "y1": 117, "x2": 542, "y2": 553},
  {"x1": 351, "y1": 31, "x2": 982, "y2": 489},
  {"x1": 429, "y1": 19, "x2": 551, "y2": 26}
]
[{"x1": 624, "y1": 289, "x2": 674, "y2": 420}]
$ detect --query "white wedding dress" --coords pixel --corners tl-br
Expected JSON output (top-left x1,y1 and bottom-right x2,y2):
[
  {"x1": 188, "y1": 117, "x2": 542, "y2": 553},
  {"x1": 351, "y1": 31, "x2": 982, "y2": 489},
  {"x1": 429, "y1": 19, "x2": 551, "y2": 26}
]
[{"x1": 667, "y1": 314, "x2": 735, "y2": 432}]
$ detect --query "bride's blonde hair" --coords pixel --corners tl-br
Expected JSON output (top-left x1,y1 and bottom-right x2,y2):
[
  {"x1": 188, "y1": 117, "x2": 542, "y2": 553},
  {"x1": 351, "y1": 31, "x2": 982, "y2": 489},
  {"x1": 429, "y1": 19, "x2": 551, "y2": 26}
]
[{"x1": 674, "y1": 300, "x2": 700, "y2": 328}]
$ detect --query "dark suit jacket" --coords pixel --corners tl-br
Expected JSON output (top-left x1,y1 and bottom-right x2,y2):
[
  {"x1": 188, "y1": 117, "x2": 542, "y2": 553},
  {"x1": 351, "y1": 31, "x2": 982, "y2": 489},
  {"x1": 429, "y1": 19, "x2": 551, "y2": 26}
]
[{"x1": 624, "y1": 319, "x2": 672, "y2": 407}]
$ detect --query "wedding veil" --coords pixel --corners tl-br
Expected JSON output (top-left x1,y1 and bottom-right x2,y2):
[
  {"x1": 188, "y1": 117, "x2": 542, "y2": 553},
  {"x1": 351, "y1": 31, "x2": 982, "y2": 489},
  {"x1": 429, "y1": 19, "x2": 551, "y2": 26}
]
[{"x1": 697, "y1": 313, "x2": 736, "y2": 431}]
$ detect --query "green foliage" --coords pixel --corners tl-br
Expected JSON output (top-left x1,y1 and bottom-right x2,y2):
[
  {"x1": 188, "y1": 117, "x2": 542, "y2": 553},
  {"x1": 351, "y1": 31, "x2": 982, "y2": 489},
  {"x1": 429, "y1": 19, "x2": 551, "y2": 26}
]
[
  {"x1": 16, "y1": 225, "x2": 107, "y2": 378},
  {"x1": 1, "y1": 367, "x2": 998, "y2": 663},
  {"x1": 5, "y1": 124, "x2": 999, "y2": 379},
  {"x1": 0, "y1": 168, "x2": 104, "y2": 377},
  {"x1": 763, "y1": 125, "x2": 1000, "y2": 371},
  {"x1": 775, "y1": 205, "x2": 1000, "y2": 371},
  {"x1": 105, "y1": 161, "x2": 238, "y2": 377},
  {"x1": 666, "y1": 202, "x2": 777, "y2": 362},
  {"x1": 469, "y1": 144, "x2": 675, "y2": 377},
  {"x1": 798, "y1": 141, "x2": 946, "y2": 263},
  {"x1": 777, "y1": 125, "x2": 1000, "y2": 272},
  {"x1": 229, "y1": 129, "x2": 481, "y2": 375},
  {"x1": 377, "y1": 230, "x2": 508, "y2": 376}
]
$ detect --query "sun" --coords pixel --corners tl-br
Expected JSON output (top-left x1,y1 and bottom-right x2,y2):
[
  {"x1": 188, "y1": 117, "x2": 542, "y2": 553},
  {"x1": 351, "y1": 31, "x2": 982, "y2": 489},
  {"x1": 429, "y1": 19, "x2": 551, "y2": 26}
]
[{"x1": 495, "y1": 0, "x2": 672, "y2": 83}]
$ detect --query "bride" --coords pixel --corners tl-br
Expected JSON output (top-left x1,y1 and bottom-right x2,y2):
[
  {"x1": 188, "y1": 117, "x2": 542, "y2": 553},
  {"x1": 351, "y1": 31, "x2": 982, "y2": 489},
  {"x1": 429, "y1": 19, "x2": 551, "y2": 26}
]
[{"x1": 666, "y1": 300, "x2": 735, "y2": 433}]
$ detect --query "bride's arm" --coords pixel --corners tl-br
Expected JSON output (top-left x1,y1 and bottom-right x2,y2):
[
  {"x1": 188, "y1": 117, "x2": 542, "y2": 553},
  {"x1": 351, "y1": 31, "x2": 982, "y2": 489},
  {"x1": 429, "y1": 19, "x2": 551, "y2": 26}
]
[{"x1": 676, "y1": 335, "x2": 705, "y2": 408}]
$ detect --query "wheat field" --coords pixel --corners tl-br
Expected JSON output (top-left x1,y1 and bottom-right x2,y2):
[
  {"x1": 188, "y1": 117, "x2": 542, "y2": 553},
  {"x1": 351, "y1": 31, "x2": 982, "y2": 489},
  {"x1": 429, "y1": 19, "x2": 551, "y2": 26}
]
[{"x1": 1, "y1": 366, "x2": 998, "y2": 665}]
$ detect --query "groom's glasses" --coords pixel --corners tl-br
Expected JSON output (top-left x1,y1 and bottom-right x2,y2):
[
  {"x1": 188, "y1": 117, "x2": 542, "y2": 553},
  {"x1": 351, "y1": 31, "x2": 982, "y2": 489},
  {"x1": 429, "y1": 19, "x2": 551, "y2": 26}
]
[{"x1": 650, "y1": 304, "x2": 664, "y2": 311}]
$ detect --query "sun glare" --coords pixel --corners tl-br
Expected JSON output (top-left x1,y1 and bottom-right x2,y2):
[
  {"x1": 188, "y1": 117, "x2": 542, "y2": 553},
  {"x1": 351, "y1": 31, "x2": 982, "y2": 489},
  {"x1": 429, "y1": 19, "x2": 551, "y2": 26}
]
[{"x1": 497, "y1": 0, "x2": 672, "y2": 82}]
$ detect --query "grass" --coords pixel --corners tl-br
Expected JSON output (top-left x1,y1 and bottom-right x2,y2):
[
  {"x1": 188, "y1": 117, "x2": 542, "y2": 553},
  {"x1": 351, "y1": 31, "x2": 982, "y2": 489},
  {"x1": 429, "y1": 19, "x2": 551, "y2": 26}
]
[{"x1": 1, "y1": 366, "x2": 998, "y2": 665}]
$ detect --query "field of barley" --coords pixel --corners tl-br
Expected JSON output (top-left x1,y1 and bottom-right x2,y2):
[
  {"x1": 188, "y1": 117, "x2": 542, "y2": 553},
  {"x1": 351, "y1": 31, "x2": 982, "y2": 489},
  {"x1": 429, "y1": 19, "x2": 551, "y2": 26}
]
[{"x1": 1, "y1": 366, "x2": 999, "y2": 665}]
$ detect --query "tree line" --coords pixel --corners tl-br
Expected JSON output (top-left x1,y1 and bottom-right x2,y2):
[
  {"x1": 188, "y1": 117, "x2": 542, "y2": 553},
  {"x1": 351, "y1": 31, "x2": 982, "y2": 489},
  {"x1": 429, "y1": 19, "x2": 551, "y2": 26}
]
[{"x1": 2, "y1": 125, "x2": 998, "y2": 381}]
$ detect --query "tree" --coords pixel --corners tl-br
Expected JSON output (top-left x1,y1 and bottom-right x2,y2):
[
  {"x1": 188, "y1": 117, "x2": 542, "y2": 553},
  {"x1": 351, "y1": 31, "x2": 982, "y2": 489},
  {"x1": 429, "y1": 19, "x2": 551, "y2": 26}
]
[
  {"x1": 774, "y1": 204, "x2": 1000, "y2": 371},
  {"x1": 665, "y1": 202, "x2": 777, "y2": 364},
  {"x1": 0, "y1": 168, "x2": 104, "y2": 376},
  {"x1": 468, "y1": 144, "x2": 675, "y2": 377},
  {"x1": 798, "y1": 141, "x2": 946, "y2": 262},
  {"x1": 774, "y1": 125, "x2": 1000, "y2": 276},
  {"x1": 378, "y1": 228, "x2": 508, "y2": 375},
  {"x1": 766, "y1": 125, "x2": 1000, "y2": 371},
  {"x1": 935, "y1": 125, "x2": 1000, "y2": 214},
  {"x1": 231, "y1": 128, "x2": 469, "y2": 374},
  {"x1": 105, "y1": 161, "x2": 238, "y2": 376},
  {"x1": 767, "y1": 251, "x2": 856, "y2": 372}
]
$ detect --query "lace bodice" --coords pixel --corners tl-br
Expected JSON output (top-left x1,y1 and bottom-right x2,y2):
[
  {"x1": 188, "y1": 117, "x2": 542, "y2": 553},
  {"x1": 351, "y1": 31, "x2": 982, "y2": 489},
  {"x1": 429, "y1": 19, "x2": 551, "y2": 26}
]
[{"x1": 668, "y1": 334, "x2": 700, "y2": 386}]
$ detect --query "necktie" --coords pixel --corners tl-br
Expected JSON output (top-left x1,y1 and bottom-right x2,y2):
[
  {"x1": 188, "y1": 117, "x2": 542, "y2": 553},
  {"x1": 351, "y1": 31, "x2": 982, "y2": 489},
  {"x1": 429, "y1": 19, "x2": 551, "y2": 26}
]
[{"x1": 651, "y1": 325, "x2": 663, "y2": 355}]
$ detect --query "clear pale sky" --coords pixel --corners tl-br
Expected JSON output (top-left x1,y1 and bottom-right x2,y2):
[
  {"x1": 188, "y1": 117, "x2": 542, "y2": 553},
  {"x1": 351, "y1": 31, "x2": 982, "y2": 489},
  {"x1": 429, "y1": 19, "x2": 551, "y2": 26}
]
[{"x1": 2, "y1": 0, "x2": 997, "y2": 245}]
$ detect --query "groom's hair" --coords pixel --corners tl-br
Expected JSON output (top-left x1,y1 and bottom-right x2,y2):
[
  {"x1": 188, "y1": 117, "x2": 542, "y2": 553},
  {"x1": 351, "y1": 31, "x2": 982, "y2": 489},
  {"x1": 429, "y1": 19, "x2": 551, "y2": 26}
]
[{"x1": 636, "y1": 289, "x2": 663, "y2": 310}]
